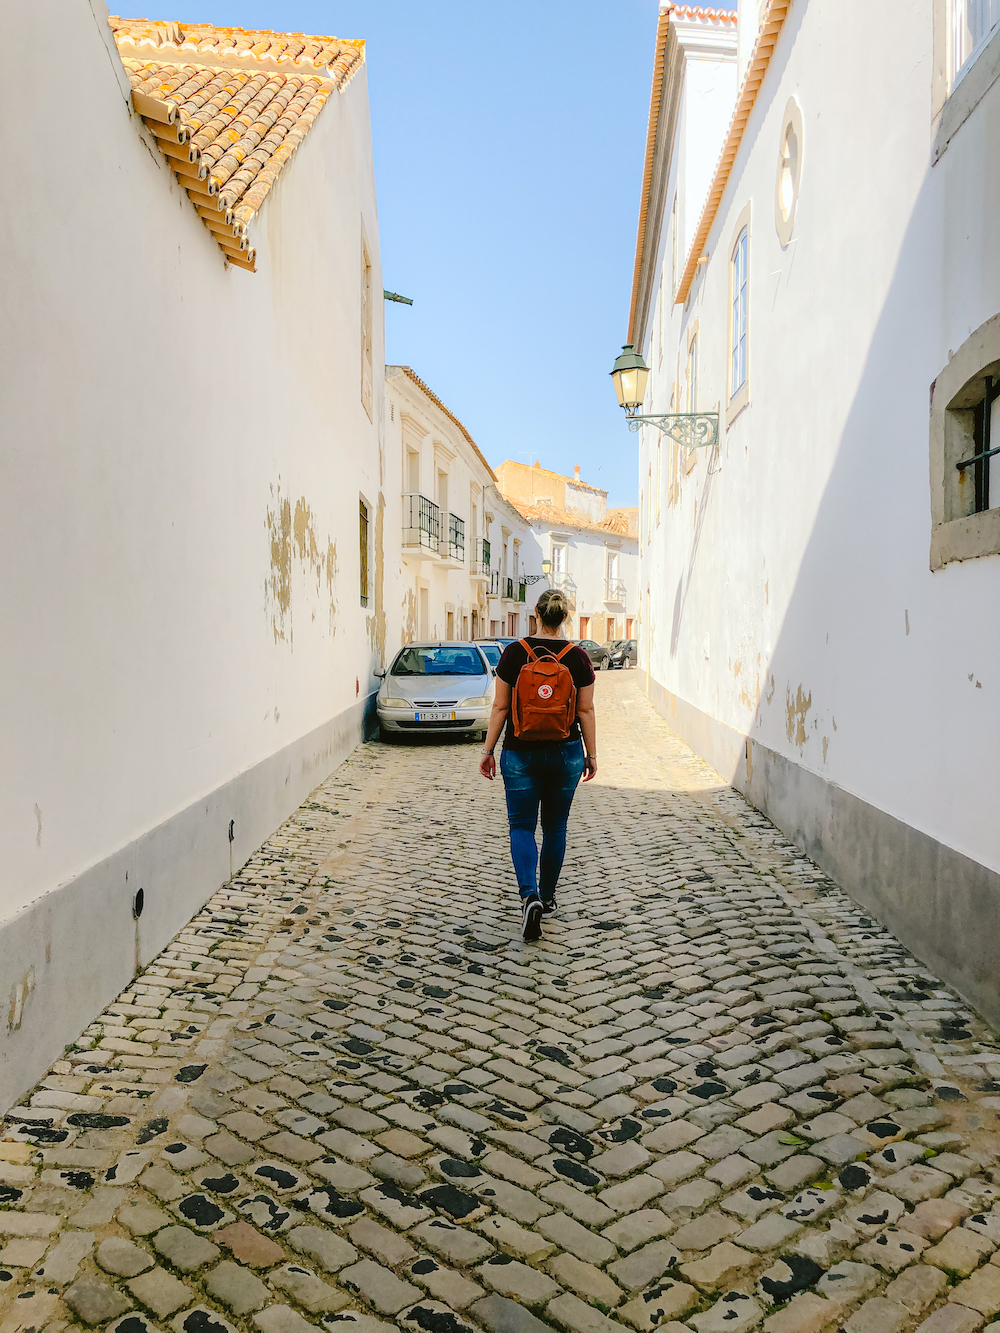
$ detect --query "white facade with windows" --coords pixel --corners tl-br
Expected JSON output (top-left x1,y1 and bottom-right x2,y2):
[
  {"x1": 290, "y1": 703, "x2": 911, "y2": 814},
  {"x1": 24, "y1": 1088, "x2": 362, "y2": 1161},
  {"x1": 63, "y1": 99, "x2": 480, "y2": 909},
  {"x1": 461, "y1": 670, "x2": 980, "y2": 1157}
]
[
  {"x1": 629, "y1": 0, "x2": 1000, "y2": 1022},
  {"x1": 385, "y1": 368, "x2": 536, "y2": 647},
  {"x1": 495, "y1": 462, "x2": 639, "y2": 645}
]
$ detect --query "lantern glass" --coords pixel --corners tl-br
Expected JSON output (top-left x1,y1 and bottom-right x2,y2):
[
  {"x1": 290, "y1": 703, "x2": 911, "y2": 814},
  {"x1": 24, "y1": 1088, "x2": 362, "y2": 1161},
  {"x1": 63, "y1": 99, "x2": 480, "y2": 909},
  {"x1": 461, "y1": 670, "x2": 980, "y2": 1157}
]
[{"x1": 610, "y1": 345, "x2": 649, "y2": 414}]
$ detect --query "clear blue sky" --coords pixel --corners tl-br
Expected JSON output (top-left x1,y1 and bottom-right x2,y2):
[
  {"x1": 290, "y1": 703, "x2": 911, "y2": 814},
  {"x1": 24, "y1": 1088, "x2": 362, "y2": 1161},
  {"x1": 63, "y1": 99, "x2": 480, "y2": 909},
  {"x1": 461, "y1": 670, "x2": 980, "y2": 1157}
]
[{"x1": 181, "y1": 2, "x2": 717, "y2": 506}]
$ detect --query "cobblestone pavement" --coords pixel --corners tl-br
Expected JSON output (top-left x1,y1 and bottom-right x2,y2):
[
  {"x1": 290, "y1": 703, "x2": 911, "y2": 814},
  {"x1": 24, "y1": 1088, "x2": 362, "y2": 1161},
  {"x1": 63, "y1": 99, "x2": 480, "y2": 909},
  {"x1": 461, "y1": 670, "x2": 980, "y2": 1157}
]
[{"x1": 5, "y1": 673, "x2": 1000, "y2": 1333}]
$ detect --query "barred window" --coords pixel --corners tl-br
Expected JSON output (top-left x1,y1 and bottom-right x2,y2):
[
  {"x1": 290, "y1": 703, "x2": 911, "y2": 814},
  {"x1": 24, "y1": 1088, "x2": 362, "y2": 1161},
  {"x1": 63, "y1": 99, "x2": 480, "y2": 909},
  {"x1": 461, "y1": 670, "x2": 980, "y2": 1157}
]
[{"x1": 359, "y1": 498, "x2": 369, "y2": 607}]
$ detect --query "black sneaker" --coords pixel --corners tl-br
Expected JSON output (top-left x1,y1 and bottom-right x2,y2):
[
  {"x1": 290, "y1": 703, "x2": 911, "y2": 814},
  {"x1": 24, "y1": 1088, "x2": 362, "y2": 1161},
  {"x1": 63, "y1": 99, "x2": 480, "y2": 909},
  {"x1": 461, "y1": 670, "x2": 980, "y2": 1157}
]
[
  {"x1": 521, "y1": 896, "x2": 543, "y2": 942},
  {"x1": 541, "y1": 897, "x2": 557, "y2": 917}
]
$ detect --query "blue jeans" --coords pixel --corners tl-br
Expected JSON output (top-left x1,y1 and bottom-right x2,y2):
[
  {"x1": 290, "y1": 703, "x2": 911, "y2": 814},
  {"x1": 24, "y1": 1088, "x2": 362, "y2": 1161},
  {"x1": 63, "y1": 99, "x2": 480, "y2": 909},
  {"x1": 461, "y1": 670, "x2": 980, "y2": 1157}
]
[{"x1": 500, "y1": 741, "x2": 586, "y2": 901}]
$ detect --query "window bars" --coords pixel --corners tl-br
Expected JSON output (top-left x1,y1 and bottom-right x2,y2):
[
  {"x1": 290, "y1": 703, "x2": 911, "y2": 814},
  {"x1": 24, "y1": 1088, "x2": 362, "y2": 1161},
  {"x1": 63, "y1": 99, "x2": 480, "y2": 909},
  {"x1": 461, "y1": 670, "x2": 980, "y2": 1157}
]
[{"x1": 956, "y1": 373, "x2": 1000, "y2": 512}]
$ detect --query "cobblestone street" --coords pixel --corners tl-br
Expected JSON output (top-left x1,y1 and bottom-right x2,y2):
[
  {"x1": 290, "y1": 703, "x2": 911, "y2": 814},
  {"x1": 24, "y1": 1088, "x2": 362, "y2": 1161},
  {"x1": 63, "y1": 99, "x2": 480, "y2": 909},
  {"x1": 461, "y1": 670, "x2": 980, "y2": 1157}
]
[{"x1": 6, "y1": 672, "x2": 1000, "y2": 1333}]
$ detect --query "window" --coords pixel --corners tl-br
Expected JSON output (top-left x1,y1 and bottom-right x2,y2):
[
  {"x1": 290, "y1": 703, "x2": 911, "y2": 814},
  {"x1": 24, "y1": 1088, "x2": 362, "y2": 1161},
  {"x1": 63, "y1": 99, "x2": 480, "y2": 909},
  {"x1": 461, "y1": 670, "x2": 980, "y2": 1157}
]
[
  {"x1": 929, "y1": 311, "x2": 1000, "y2": 567},
  {"x1": 775, "y1": 98, "x2": 803, "y2": 247},
  {"x1": 730, "y1": 228, "x2": 748, "y2": 397},
  {"x1": 655, "y1": 437, "x2": 662, "y2": 525},
  {"x1": 957, "y1": 374, "x2": 1000, "y2": 512},
  {"x1": 551, "y1": 542, "x2": 566, "y2": 575},
  {"x1": 670, "y1": 194, "x2": 679, "y2": 298},
  {"x1": 950, "y1": 0, "x2": 1000, "y2": 87},
  {"x1": 361, "y1": 231, "x2": 373, "y2": 421},
  {"x1": 359, "y1": 498, "x2": 369, "y2": 607},
  {"x1": 686, "y1": 334, "x2": 699, "y2": 413}
]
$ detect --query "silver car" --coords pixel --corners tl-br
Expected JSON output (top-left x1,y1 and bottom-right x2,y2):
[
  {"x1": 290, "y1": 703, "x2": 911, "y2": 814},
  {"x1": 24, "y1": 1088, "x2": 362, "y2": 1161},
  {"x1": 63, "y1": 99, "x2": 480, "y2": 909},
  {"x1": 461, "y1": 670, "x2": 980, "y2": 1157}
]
[{"x1": 377, "y1": 641, "x2": 494, "y2": 741}]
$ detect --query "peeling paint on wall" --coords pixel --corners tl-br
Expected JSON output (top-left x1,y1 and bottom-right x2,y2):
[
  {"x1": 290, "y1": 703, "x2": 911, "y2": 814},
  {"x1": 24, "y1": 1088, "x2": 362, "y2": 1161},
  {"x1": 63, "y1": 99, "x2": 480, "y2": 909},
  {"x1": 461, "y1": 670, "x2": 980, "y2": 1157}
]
[
  {"x1": 822, "y1": 735, "x2": 830, "y2": 762},
  {"x1": 265, "y1": 483, "x2": 339, "y2": 646},
  {"x1": 266, "y1": 487, "x2": 292, "y2": 643},
  {"x1": 785, "y1": 684, "x2": 812, "y2": 748},
  {"x1": 403, "y1": 588, "x2": 417, "y2": 646},
  {"x1": 8, "y1": 967, "x2": 35, "y2": 1033}
]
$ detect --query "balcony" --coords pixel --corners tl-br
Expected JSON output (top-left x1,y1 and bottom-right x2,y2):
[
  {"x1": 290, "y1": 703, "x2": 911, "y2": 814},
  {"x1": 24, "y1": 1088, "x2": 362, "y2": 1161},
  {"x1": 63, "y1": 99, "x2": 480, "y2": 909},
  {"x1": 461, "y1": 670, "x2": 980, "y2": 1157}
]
[
  {"x1": 402, "y1": 493, "x2": 440, "y2": 556},
  {"x1": 444, "y1": 513, "x2": 465, "y2": 566},
  {"x1": 471, "y1": 538, "x2": 491, "y2": 579},
  {"x1": 604, "y1": 578, "x2": 627, "y2": 606}
]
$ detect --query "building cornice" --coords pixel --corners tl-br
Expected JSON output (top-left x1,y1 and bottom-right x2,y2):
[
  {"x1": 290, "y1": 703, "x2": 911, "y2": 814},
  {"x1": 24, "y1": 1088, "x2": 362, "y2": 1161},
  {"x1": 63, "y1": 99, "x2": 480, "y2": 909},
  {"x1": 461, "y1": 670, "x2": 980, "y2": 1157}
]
[
  {"x1": 674, "y1": 0, "x2": 790, "y2": 305},
  {"x1": 627, "y1": 3, "x2": 738, "y2": 349}
]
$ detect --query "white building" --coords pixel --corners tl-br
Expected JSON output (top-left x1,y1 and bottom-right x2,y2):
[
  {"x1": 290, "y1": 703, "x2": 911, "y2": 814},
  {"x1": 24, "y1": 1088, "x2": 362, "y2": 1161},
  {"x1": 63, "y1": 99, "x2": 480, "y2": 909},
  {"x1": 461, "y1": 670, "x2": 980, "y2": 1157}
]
[
  {"x1": 0, "y1": 7, "x2": 389, "y2": 1103},
  {"x1": 385, "y1": 368, "x2": 538, "y2": 646},
  {"x1": 497, "y1": 461, "x2": 639, "y2": 643},
  {"x1": 628, "y1": 0, "x2": 1000, "y2": 1020}
]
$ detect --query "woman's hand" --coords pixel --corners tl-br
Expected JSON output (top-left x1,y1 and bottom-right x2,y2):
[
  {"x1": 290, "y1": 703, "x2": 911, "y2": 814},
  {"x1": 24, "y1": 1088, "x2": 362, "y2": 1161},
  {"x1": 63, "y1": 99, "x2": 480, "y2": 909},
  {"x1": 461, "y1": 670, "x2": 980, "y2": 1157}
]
[
  {"x1": 479, "y1": 752, "x2": 496, "y2": 781},
  {"x1": 583, "y1": 755, "x2": 598, "y2": 782}
]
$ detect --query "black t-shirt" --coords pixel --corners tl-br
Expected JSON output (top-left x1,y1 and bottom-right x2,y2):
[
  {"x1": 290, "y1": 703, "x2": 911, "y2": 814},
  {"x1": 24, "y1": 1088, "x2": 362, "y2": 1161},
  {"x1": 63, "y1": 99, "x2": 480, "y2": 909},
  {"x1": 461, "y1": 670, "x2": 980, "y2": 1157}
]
[{"x1": 496, "y1": 638, "x2": 596, "y2": 750}]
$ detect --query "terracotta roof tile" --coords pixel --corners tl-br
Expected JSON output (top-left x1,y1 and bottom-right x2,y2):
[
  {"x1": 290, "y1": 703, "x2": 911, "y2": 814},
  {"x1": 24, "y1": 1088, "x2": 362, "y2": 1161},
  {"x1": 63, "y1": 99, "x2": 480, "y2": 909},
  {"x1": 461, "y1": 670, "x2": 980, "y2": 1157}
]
[
  {"x1": 110, "y1": 17, "x2": 365, "y2": 271},
  {"x1": 512, "y1": 501, "x2": 639, "y2": 541}
]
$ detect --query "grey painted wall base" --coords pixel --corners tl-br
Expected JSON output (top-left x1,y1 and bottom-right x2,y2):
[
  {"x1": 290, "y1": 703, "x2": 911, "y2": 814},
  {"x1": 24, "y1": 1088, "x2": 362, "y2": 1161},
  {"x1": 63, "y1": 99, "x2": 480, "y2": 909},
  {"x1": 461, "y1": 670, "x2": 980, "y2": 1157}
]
[
  {"x1": 645, "y1": 672, "x2": 1000, "y2": 1033},
  {"x1": 0, "y1": 692, "x2": 378, "y2": 1112}
]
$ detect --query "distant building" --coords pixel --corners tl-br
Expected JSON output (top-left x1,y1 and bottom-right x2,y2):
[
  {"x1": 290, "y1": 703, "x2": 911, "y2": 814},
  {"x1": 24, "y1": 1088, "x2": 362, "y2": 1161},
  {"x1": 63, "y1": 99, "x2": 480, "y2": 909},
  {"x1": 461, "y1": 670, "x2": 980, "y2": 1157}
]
[
  {"x1": 385, "y1": 369, "x2": 538, "y2": 644},
  {"x1": 496, "y1": 461, "x2": 638, "y2": 644},
  {"x1": 627, "y1": 0, "x2": 1000, "y2": 1022},
  {"x1": 1, "y1": 6, "x2": 388, "y2": 1105}
]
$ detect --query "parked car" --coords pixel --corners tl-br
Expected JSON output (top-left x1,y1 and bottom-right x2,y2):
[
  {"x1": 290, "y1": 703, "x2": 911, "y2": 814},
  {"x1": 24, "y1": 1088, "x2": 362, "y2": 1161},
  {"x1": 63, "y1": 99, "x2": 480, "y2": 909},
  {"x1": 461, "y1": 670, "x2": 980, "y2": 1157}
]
[
  {"x1": 378, "y1": 642, "x2": 494, "y2": 741},
  {"x1": 573, "y1": 639, "x2": 612, "y2": 670},
  {"x1": 473, "y1": 640, "x2": 503, "y2": 670},
  {"x1": 611, "y1": 639, "x2": 637, "y2": 669}
]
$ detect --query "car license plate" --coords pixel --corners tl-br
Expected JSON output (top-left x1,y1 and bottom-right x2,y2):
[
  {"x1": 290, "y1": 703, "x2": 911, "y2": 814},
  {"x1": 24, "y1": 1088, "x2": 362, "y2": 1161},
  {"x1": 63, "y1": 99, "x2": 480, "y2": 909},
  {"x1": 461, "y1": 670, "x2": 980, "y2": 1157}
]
[{"x1": 415, "y1": 710, "x2": 456, "y2": 721}]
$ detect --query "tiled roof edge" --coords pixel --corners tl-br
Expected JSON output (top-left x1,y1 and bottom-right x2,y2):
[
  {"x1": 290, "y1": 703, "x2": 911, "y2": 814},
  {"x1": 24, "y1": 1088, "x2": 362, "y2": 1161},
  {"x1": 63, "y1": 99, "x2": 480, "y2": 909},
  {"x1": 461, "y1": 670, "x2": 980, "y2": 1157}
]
[
  {"x1": 675, "y1": 0, "x2": 790, "y2": 304},
  {"x1": 390, "y1": 367, "x2": 497, "y2": 483}
]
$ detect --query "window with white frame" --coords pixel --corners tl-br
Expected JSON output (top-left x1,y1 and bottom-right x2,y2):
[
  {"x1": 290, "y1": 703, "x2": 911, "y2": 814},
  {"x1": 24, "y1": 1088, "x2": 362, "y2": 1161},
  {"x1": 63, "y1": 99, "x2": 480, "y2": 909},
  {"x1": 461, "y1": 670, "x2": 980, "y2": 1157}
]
[
  {"x1": 686, "y1": 335, "x2": 699, "y2": 414},
  {"x1": 670, "y1": 194, "x2": 679, "y2": 298},
  {"x1": 950, "y1": 0, "x2": 1000, "y2": 88},
  {"x1": 730, "y1": 228, "x2": 749, "y2": 399}
]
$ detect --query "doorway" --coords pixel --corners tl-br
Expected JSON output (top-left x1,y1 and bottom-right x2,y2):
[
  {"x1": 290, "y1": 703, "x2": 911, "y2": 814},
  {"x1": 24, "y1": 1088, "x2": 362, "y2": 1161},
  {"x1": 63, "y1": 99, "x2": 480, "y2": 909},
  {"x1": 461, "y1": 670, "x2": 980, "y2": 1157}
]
[
  {"x1": 579, "y1": 616, "x2": 590, "y2": 639},
  {"x1": 419, "y1": 587, "x2": 429, "y2": 639},
  {"x1": 447, "y1": 611, "x2": 455, "y2": 639}
]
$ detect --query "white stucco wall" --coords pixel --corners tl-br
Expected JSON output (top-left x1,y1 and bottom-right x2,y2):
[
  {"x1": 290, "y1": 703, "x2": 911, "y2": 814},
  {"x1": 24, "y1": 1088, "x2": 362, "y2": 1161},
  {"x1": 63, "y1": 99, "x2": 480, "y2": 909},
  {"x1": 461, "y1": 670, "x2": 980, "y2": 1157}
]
[
  {"x1": 0, "y1": 0, "x2": 389, "y2": 1103},
  {"x1": 638, "y1": 0, "x2": 1000, "y2": 1008}
]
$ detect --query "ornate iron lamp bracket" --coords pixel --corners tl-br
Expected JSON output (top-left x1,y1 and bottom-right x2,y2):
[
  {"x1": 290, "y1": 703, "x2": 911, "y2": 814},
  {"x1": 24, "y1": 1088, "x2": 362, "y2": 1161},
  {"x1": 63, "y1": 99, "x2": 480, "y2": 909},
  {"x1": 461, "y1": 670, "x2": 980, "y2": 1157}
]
[
  {"x1": 521, "y1": 574, "x2": 548, "y2": 585},
  {"x1": 626, "y1": 411, "x2": 719, "y2": 450}
]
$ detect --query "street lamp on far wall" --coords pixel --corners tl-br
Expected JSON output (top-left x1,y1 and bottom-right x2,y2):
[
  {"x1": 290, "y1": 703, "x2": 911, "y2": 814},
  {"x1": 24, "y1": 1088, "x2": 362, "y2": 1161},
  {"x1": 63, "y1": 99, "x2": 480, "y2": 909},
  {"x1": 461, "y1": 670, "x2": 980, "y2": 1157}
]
[
  {"x1": 609, "y1": 343, "x2": 719, "y2": 451},
  {"x1": 522, "y1": 557, "x2": 550, "y2": 587}
]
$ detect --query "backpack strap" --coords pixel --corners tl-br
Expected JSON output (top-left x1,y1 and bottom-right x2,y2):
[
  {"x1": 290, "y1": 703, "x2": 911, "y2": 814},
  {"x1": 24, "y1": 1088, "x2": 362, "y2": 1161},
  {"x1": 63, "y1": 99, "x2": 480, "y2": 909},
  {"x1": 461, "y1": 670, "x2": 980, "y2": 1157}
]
[
  {"x1": 519, "y1": 638, "x2": 538, "y2": 663},
  {"x1": 552, "y1": 643, "x2": 575, "y2": 662}
]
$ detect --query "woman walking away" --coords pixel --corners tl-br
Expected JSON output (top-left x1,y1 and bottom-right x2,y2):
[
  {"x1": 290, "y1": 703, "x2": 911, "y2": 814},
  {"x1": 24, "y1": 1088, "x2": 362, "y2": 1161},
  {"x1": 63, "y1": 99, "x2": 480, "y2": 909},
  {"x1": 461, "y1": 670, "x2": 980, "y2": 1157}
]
[{"x1": 479, "y1": 589, "x2": 598, "y2": 941}]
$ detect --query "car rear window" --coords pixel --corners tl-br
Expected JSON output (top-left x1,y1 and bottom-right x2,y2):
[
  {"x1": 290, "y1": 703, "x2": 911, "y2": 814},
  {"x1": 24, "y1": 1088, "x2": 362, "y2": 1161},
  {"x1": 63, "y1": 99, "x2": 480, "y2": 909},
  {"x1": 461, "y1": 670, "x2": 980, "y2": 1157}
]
[
  {"x1": 392, "y1": 646, "x2": 486, "y2": 676},
  {"x1": 478, "y1": 644, "x2": 501, "y2": 667}
]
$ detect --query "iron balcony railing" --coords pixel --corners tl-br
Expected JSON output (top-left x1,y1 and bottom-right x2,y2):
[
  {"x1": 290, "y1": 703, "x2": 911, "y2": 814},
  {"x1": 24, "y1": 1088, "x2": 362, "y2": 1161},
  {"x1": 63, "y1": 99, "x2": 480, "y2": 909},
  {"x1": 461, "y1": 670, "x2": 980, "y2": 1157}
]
[
  {"x1": 605, "y1": 578, "x2": 627, "y2": 604},
  {"x1": 471, "y1": 538, "x2": 490, "y2": 576},
  {"x1": 402, "y1": 493, "x2": 440, "y2": 553},
  {"x1": 448, "y1": 513, "x2": 465, "y2": 562},
  {"x1": 506, "y1": 578, "x2": 514, "y2": 600},
  {"x1": 549, "y1": 571, "x2": 576, "y2": 596}
]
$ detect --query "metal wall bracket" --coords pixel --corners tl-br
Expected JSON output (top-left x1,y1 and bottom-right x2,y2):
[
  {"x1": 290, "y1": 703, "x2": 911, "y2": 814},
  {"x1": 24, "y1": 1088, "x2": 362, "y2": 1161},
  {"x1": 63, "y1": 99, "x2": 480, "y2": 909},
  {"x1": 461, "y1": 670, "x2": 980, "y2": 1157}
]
[{"x1": 626, "y1": 411, "x2": 719, "y2": 450}]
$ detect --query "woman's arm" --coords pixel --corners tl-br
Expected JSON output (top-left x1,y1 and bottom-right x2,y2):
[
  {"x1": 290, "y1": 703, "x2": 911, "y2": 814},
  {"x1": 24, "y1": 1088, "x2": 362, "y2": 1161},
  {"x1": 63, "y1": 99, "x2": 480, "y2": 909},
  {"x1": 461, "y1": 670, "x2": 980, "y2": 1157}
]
[
  {"x1": 576, "y1": 684, "x2": 598, "y2": 781},
  {"x1": 479, "y1": 678, "x2": 512, "y2": 780}
]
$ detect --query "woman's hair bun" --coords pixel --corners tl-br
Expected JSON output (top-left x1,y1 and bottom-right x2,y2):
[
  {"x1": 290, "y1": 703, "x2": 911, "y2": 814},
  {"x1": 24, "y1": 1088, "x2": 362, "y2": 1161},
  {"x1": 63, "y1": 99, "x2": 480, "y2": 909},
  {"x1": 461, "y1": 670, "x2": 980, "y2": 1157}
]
[{"x1": 536, "y1": 587, "x2": 570, "y2": 629}]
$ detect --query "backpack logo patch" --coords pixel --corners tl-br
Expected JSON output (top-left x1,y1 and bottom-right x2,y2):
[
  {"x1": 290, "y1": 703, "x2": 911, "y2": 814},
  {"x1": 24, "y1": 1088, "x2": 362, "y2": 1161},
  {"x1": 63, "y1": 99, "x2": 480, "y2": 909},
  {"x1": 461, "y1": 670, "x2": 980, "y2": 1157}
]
[{"x1": 537, "y1": 683, "x2": 554, "y2": 700}]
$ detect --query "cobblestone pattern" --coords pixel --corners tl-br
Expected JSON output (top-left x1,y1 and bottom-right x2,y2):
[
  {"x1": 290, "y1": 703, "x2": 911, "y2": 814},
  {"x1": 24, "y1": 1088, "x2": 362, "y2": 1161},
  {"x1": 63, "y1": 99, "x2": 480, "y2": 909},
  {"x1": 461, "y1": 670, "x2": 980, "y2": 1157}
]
[{"x1": 3, "y1": 673, "x2": 1000, "y2": 1333}]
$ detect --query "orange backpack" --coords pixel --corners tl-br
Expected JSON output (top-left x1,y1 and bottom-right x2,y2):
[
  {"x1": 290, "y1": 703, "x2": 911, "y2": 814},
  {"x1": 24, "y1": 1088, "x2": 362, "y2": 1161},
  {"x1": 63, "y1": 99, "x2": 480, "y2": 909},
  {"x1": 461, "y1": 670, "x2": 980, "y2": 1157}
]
[{"x1": 512, "y1": 640, "x2": 578, "y2": 741}]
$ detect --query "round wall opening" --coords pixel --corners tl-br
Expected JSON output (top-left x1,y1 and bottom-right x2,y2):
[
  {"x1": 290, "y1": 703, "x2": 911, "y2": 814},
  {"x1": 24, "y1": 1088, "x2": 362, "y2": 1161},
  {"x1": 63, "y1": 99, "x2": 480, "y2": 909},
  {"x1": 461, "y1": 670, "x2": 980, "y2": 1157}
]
[
  {"x1": 775, "y1": 97, "x2": 803, "y2": 247},
  {"x1": 133, "y1": 887, "x2": 145, "y2": 919}
]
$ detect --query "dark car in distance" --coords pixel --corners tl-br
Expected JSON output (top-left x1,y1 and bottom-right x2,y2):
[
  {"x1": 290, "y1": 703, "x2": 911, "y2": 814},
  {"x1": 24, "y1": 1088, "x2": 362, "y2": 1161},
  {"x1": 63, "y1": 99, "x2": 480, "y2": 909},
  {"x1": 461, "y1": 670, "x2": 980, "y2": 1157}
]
[
  {"x1": 611, "y1": 639, "x2": 637, "y2": 668},
  {"x1": 573, "y1": 639, "x2": 612, "y2": 670}
]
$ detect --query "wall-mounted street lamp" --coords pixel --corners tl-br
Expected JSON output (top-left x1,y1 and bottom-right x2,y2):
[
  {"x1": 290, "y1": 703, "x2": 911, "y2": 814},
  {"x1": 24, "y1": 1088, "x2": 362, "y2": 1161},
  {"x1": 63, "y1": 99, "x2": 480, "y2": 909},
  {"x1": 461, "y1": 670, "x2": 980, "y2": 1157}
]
[
  {"x1": 522, "y1": 557, "x2": 551, "y2": 587},
  {"x1": 610, "y1": 344, "x2": 719, "y2": 450}
]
